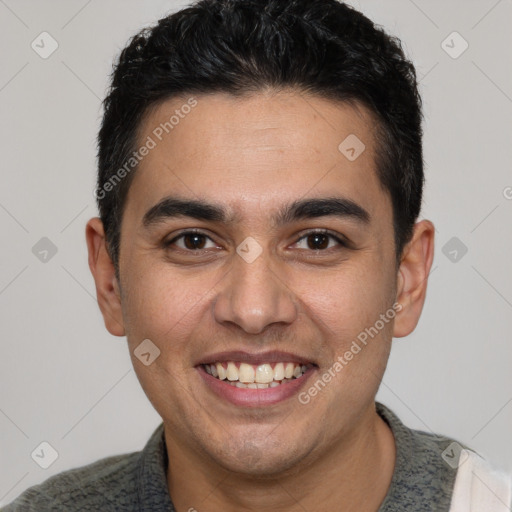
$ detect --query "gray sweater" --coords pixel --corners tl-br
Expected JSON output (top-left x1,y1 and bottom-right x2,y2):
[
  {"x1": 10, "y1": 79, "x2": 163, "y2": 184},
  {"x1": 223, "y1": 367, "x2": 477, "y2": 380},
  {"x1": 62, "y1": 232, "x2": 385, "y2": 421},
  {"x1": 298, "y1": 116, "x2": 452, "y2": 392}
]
[{"x1": 2, "y1": 403, "x2": 463, "y2": 511}]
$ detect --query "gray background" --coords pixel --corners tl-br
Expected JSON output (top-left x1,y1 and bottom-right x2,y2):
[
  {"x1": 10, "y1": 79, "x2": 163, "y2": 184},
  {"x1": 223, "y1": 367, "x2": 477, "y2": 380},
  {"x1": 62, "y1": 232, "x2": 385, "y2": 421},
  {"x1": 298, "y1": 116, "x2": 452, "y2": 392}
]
[{"x1": 1, "y1": 0, "x2": 511, "y2": 504}]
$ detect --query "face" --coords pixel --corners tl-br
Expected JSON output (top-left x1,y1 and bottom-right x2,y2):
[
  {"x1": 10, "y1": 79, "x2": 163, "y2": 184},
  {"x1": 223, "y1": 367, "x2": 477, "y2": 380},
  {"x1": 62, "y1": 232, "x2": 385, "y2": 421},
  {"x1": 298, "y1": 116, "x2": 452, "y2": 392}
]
[{"x1": 90, "y1": 90, "x2": 423, "y2": 476}]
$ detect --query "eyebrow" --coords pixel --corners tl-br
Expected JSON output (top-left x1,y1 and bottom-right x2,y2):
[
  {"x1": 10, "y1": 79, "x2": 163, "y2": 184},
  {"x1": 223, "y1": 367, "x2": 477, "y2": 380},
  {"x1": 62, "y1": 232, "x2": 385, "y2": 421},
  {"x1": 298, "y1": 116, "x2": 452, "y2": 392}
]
[{"x1": 142, "y1": 196, "x2": 371, "y2": 229}]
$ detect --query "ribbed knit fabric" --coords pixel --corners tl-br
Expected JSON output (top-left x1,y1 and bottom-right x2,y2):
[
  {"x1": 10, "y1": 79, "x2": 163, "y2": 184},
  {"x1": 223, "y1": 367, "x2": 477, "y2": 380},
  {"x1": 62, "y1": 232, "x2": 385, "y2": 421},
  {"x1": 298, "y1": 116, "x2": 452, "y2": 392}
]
[{"x1": 376, "y1": 402, "x2": 459, "y2": 511}]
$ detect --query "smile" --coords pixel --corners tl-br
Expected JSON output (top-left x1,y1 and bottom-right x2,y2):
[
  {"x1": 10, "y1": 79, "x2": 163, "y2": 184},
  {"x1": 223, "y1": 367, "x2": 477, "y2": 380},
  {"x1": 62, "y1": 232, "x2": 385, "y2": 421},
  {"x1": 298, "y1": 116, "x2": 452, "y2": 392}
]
[{"x1": 203, "y1": 361, "x2": 308, "y2": 388}]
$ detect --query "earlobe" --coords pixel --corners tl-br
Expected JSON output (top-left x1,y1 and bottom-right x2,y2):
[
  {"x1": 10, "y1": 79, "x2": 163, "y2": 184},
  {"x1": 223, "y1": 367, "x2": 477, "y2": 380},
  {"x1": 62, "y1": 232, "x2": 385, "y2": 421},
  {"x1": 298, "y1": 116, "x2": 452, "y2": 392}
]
[
  {"x1": 85, "y1": 217, "x2": 126, "y2": 337},
  {"x1": 393, "y1": 220, "x2": 435, "y2": 338}
]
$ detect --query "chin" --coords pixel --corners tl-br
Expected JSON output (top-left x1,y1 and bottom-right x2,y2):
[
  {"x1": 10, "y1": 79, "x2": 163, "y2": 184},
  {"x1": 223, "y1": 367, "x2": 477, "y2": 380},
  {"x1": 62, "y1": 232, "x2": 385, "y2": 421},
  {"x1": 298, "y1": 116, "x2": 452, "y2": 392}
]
[{"x1": 205, "y1": 429, "x2": 313, "y2": 478}]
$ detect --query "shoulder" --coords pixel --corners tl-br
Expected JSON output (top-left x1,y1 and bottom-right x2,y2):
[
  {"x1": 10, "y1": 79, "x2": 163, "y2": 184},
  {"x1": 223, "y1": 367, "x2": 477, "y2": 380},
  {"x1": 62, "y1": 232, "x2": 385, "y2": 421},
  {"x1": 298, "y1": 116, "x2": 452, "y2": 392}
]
[
  {"x1": 1, "y1": 450, "x2": 141, "y2": 512},
  {"x1": 376, "y1": 402, "x2": 512, "y2": 511},
  {"x1": 376, "y1": 402, "x2": 468, "y2": 511}
]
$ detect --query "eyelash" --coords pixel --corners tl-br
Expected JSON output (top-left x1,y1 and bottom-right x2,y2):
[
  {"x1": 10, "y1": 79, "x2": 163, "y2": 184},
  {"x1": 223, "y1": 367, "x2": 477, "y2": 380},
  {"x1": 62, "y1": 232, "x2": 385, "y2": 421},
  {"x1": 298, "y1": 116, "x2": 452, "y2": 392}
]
[{"x1": 164, "y1": 229, "x2": 348, "y2": 253}]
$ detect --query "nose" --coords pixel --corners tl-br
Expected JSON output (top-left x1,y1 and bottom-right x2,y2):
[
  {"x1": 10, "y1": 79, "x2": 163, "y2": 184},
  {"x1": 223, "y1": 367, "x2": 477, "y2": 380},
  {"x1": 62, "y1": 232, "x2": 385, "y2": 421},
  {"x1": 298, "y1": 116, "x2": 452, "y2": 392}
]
[{"x1": 213, "y1": 248, "x2": 298, "y2": 335}]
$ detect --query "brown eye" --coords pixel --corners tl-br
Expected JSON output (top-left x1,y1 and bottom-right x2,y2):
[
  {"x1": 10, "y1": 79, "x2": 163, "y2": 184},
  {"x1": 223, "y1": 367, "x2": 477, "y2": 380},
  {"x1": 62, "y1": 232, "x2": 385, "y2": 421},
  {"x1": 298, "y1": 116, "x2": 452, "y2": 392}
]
[
  {"x1": 294, "y1": 230, "x2": 347, "y2": 251},
  {"x1": 165, "y1": 231, "x2": 217, "y2": 251},
  {"x1": 306, "y1": 233, "x2": 330, "y2": 250},
  {"x1": 182, "y1": 233, "x2": 207, "y2": 250}
]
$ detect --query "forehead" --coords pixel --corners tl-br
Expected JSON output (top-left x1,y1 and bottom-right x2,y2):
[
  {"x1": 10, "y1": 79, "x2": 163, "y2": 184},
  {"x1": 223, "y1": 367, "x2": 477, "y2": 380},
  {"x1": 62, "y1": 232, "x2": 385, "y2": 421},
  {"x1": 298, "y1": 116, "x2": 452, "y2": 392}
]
[{"x1": 125, "y1": 90, "x2": 390, "y2": 228}]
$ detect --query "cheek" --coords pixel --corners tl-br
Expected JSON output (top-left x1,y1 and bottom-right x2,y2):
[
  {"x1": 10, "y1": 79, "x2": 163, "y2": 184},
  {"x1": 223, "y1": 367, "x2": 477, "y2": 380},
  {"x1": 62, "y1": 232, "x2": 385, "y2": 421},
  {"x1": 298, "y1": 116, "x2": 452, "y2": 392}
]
[
  {"x1": 120, "y1": 262, "x2": 212, "y2": 352},
  {"x1": 302, "y1": 260, "x2": 392, "y2": 337}
]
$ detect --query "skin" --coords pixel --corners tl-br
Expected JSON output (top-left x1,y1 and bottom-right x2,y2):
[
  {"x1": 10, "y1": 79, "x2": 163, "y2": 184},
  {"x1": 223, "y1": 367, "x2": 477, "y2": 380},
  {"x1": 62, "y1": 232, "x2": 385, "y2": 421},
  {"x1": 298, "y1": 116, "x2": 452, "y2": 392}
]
[{"x1": 86, "y1": 89, "x2": 434, "y2": 512}]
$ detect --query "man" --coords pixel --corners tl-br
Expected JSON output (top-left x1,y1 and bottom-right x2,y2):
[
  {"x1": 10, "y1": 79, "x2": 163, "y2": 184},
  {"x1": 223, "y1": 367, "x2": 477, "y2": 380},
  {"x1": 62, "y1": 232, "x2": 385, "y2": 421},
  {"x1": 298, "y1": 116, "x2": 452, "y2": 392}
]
[{"x1": 3, "y1": 0, "x2": 510, "y2": 510}]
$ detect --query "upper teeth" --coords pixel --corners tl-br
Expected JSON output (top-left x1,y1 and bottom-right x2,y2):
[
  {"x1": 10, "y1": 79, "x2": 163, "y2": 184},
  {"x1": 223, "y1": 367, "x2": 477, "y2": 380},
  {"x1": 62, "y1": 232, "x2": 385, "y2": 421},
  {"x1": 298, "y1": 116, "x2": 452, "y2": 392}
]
[{"x1": 204, "y1": 362, "x2": 307, "y2": 384}]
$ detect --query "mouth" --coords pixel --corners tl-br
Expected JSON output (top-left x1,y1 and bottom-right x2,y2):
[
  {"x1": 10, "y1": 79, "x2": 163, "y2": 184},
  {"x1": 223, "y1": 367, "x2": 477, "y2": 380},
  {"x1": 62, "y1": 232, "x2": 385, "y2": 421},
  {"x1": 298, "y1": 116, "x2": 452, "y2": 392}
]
[{"x1": 196, "y1": 352, "x2": 317, "y2": 407}]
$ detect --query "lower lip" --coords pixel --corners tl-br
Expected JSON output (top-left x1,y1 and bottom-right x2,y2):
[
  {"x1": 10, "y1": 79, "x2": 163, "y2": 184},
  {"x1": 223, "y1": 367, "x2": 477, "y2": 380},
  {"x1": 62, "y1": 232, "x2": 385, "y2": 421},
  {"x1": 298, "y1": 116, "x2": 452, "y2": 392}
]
[{"x1": 197, "y1": 366, "x2": 315, "y2": 407}]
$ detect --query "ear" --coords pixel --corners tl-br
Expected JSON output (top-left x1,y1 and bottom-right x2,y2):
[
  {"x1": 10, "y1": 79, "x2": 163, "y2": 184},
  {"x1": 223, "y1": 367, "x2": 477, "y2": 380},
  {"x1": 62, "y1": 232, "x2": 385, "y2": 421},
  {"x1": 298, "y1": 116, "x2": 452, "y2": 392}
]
[
  {"x1": 85, "y1": 217, "x2": 125, "y2": 337},
  {"x1": 393, "y1": 220, "x2": 435, "y2": 338}
]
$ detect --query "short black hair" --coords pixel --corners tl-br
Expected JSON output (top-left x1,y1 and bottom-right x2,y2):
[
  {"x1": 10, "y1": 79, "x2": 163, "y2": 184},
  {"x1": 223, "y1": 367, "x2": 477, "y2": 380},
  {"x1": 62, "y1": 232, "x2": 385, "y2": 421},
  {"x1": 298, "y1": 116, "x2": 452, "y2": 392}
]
[{"x1": 96, "y1": 0, "x2": 424, "y2": 274}]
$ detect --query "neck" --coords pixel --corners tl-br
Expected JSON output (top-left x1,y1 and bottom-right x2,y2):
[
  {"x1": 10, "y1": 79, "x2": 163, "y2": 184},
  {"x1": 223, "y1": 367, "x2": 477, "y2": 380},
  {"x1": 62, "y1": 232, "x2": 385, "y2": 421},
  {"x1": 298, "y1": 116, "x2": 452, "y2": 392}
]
[{"x1": 165, "y1": 404, "x2": 396, "y2": 512}]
